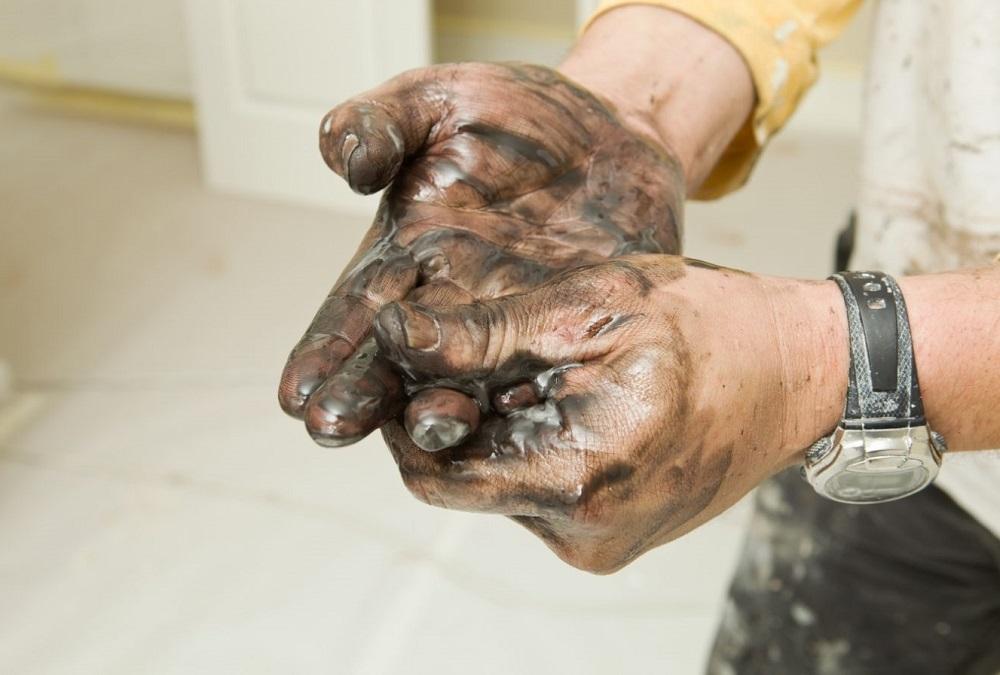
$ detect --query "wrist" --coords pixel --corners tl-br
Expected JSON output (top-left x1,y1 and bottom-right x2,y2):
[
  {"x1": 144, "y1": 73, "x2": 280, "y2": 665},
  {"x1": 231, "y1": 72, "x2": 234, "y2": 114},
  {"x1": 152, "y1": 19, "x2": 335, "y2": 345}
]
[
  {"x1": 559, "y1": 5, "x2": 754, "y2": 193},
  {"x1": 673, "y1": 269, "x2": 847, "y2": 477},
  {"x1": 763, "y1": 278, "x2": 849, "y2": 467},
  {"x1": 899, "y1": 267, "x2": 1000, "y2": 452},
  {"x1": 699, "y1": 273, "x2": 847, "y2": 471}
]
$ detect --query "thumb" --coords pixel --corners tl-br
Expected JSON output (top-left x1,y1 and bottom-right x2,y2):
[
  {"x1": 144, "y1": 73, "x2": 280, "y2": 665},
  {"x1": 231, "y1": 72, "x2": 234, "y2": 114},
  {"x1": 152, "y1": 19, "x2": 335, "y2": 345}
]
[
  {"x1": 319, "y1": 67, "x2": 445, "y2": 195},
  {"x1": 373, "y1": 292, "x2": 628, "y2": 381}
]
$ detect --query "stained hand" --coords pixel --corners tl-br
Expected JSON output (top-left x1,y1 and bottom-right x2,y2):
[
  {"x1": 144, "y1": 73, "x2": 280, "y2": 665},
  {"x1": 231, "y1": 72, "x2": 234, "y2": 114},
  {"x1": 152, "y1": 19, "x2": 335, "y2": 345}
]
[
  {"x1": 373, "y1": 257, "x2": 845, "y2": 572},
  {"x1": 278, "y1": 63, "x2": 684, "y2": 448}
]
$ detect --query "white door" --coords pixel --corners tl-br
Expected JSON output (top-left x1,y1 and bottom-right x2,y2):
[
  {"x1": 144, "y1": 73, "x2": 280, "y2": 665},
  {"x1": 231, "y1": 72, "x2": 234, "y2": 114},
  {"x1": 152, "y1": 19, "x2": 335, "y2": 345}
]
[
  {"x1": 185, "y1": 0, "x2": 431, "y2": 213},
  {"x1": 0, "y1": 0, "x2": 190, "y2": 97}
]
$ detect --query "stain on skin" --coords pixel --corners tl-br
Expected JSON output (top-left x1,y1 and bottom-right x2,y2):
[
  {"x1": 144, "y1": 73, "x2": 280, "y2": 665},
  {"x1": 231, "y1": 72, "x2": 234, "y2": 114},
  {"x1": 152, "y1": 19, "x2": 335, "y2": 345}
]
[
  {"x1": 409, "y1": 229, "x2": 557, "y2": 298},
  {"x1": 602, "y1": 260, "x2": 657, "y2": 295},
  {"x1": 656, "y1": 443, "x2": 734, "y2": 535},
  {"x1": 377, "y1": 269, "x2": 748, "y2": 574},
  {"x1": 583, "y1": 313, "x2": 636, "y2": 339},
  {"x1": 456, "y1": 122, "x2": 563, "y2": 169},
  {"x1": 279, "y1": 62, "x2": 684, "y2": 448},
  {"x1": 584, "y1": 316, "x2": 614, "y2": 338},
  {"x1": 525, "y1": 363, "x2": 579, "y2": 399},
  {"x1": 684, "y1": 257, "x2": 751, "y2": 275},
  {"x1": 479, "y1": 398, "x2": 576, "y2": 457},
  {"x1": 583, "y1": 461, "x2": 636, "y2": 494},
  {"x1": 283, "y1": 61, "x2": 774, "y2": 576},
  {"x1": 575, "y1": 462, "x2": 638, "y2": 519},
  {"x1": 510, "y1": 514, "x2": 562, "y2": 544},
  {"x1": 473, "y1": 477, "x2": 588, "y2": 513},
  {"x1": 492, "y1": 381, "x2": 540, "y2": 414}
]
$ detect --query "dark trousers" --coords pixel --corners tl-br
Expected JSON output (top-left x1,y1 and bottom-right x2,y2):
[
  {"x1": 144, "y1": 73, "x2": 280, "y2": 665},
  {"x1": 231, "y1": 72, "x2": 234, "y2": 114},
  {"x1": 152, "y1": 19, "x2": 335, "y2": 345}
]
[{"x1": 705, "y1": 470, "x2": 1000, "y2": 674}]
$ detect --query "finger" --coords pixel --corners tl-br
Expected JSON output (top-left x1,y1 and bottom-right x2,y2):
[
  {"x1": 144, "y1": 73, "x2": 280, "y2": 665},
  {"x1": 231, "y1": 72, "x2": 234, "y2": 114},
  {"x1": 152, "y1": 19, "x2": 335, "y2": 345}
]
[
  {"x1": 278, "y1": 239, "x2": 418, "y2": 418},
  {"x1": 400, "y1": 231, "x2": 563, "y2": 452},
  {"x1": 319, "y1": 69, "x2": 446, "y2": 195},
  {"x1": 303, "y1": 338, "x2": 404, "y2": 447},
  {"x1": 492, "y1": 381, "x2": 540, "y2": 415},
  {"x1": 386, "y1": 366, "x2": 607, "y2": 516},
  {"x1": 372, "y1": 290, "x2": 631, "y2": 382},
  {"x1": 297, "y1": 275, "x2": 475, "y2": 444},
  {"x1": 383, "y1": 407, "x2": 589, "y2": 517},
  {"x1": 403, "y1": 367, "x2": 562, "y2": 453},
  {"x1": 320, "y1": 63, "x2": 607, "y2": 200},
  {"x1": 400, "y1": 364, "x2": 575, "y2": 453},
  {"x1": 408, "y1": 229, "x2": 561, "y2": 298},
  {"x1": 384, "y1": 357, "x2": 642, "y2": 518},
  {"x1": 401, "y1": 279, "x2": 484, "y2": 451},
  {"x1": 404, "y1": 388, "x2": 481, "y2": 452}
]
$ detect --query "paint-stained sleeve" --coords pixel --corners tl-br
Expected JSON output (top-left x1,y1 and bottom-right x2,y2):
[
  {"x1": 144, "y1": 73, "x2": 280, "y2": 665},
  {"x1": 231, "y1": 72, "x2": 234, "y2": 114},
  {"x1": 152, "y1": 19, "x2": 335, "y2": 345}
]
[{"x1": 583, "y1": 0, "x2": 862, "y2": 199}]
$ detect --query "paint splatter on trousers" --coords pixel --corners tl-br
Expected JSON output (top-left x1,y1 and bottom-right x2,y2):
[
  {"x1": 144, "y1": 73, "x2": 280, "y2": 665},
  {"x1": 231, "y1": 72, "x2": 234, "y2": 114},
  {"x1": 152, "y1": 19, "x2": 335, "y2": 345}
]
[{"x1": 705, "y1": 468, "x2": 1000, "y2": 674}]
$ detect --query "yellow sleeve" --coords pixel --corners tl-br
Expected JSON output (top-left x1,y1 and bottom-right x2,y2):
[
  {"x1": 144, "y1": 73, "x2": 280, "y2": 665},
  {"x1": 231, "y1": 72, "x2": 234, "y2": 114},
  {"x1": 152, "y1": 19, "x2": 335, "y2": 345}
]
[{"x1": 584, "y1": 0, "x2": 862, "y2": 199}]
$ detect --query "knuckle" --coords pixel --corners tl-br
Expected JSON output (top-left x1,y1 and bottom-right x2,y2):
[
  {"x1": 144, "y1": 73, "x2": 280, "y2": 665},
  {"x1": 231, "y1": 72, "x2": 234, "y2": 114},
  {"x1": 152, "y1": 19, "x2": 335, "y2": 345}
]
[
  {"x1": 471, "y1": 300, "x2": 515, "y2": 371},
  {"x1": 558, "y1": 261, "x2": 652, "y2": 308},
  {"x1": 409, "y1": 230, "x2": 457, "y2": 283},
  {"x1": 398, "y1": 64, "x2": 441, "y2": 86}
]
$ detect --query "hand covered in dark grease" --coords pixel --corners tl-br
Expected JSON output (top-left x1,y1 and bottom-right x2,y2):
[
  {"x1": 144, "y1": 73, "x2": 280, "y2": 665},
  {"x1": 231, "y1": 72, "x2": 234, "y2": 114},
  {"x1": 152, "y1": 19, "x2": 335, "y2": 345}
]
[
  {"x1": 374, "y1": 257, "x2": 846, "y2": 573},
  {"x1": 278, "y1": 63, "x2": 684, "y2": 449}
]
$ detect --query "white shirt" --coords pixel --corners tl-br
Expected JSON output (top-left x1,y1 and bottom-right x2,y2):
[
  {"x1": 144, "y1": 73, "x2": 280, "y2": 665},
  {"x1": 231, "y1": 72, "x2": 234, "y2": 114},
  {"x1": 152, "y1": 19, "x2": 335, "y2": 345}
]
[{"x1": 852, "y1": 0, "x2": 1000, "y2": 535}]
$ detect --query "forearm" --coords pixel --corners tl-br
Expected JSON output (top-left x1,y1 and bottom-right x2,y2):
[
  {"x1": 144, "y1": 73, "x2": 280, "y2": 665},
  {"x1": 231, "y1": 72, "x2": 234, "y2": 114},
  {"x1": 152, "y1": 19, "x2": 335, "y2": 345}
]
[
  {"x1": 900, "y1": 266, "x2": 1000, "y2": 452},
  {"x1": 558, "y1": 5, "x2": 754, "y2": 193},
  {"x1": 783, "y1": 266, "x2": 1000, "y2": 461}
]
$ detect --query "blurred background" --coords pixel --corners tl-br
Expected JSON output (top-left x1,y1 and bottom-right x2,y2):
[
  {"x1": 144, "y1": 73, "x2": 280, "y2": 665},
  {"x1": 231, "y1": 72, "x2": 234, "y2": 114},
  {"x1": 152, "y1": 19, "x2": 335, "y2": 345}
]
[{"x1": 0, "y1": 1, "x2": 872, "y2": 673}]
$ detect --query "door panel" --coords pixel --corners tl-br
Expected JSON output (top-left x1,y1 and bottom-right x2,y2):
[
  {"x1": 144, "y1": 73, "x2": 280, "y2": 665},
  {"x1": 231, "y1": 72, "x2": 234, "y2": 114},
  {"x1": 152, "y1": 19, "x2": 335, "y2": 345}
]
[
  {"x1": 185, "y1": 1, "x2": 606, "y2": 212},
  {"x1": 0, "y1": 0, "x2": 190, "y2": 97},
  {"x1": 186, "y1": 0, "x2": 430, "y2": 213}
]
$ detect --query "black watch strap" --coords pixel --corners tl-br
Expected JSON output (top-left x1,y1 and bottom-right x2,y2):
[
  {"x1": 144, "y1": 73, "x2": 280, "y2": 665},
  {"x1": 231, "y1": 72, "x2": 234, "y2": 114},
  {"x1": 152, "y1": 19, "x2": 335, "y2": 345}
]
[{"x1": 829, "y1": 271, "x2": 925, "y2": 429}]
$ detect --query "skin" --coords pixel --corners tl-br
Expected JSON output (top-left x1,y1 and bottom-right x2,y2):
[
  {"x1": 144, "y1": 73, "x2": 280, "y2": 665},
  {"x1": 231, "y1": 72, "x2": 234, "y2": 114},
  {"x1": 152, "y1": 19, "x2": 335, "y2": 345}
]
[
  {"x1": 279, "y1": 6, "x2": 754, "y2": 449},
  {"x1": 278, "y1": 61, "x2": 687, "y2": 446},
  {"x1": 279, "y1": 5, "x2": 1000, "y2": 573},
  {"x1": 275, "y1": 7, "x2": 836, "y2": 572},
  {"x1": 897, "y1": 267, "x2": 1000, "y2": 451},
  {"x1": 377, "y1": 259, "x2": 1000, "y2": 573},
  {"x1": 372, "y1": 256, "x2": 850, "y2": 573}
]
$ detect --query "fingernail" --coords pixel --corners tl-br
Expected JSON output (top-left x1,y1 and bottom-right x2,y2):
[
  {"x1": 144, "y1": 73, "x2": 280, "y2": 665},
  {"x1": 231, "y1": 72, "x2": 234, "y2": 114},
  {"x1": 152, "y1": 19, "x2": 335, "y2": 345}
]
[
  {"x1": 341, "y1": 132, "x2": 360, "y2": 181},
  {"x1": 405, "y1": 389, "x2": 481, "y2": 452},
  {"x1": 305, "y1": 391, "x2": 366, "y2": 447},
  {"x1": 400, "y1": 306, "x2": 440, "y2": 351},
  {"x1": 409, "y1": 418, "x2": 472, "y2": 452}
]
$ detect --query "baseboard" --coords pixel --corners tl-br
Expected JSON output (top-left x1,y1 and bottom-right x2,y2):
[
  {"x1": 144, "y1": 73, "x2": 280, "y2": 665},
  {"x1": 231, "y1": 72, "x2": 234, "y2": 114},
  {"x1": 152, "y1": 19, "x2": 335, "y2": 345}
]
[{"x1": 0, "y1": 57, "x2": 195, "y2": 129}]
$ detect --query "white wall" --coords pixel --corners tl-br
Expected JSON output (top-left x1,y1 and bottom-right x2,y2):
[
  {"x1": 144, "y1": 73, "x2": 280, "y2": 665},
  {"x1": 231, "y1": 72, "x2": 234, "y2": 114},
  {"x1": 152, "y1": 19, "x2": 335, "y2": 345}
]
[{"x1": 0, "y1": 0, "x2": 190, "y2": 98}]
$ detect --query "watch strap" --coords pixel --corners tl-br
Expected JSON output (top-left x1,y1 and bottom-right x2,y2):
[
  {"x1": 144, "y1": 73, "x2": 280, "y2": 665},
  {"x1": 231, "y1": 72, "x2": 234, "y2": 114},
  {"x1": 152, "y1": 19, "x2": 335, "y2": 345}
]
[{"x1": 830, "y1": 271, "x2": 925, "y2": 428}]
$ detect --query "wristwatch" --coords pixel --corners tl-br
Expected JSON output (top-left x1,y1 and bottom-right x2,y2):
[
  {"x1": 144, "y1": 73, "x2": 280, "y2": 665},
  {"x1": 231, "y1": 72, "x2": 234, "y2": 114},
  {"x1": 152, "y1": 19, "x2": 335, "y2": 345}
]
[{"x1": 803, "y1": 271, "x2": 946, "y2": 504}]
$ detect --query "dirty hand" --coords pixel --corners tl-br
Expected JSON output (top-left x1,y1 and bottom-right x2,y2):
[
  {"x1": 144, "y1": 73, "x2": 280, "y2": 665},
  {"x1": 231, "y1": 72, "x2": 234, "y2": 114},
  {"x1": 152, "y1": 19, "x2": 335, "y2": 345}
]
[
  {"x1": 373, "y1": 257, "x2": 847, "y2": 573},
  {"x1": 278, "y1": 62, "x2": 685, "y2": 447}
]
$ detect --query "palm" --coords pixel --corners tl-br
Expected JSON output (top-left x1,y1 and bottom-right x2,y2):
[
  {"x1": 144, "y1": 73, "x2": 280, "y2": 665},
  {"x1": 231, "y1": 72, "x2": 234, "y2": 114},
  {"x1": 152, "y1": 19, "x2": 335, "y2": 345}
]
[
  {"x1": 280, "y1": 62, "x2": 683, "y2": 447},
  {"x1": 369, "y1": 63, "x2": 681, "y2": 300}
]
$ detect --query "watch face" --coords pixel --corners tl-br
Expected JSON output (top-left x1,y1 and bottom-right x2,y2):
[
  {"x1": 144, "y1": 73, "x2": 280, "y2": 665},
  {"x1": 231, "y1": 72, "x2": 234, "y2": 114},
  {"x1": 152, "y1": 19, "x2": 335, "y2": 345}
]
[
  {"x1": 805, "y1": 426, "x2": 943, "y2": 504},
  {"x1": 826, "y1": 462, "x2": 931, "y2": 503}
]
